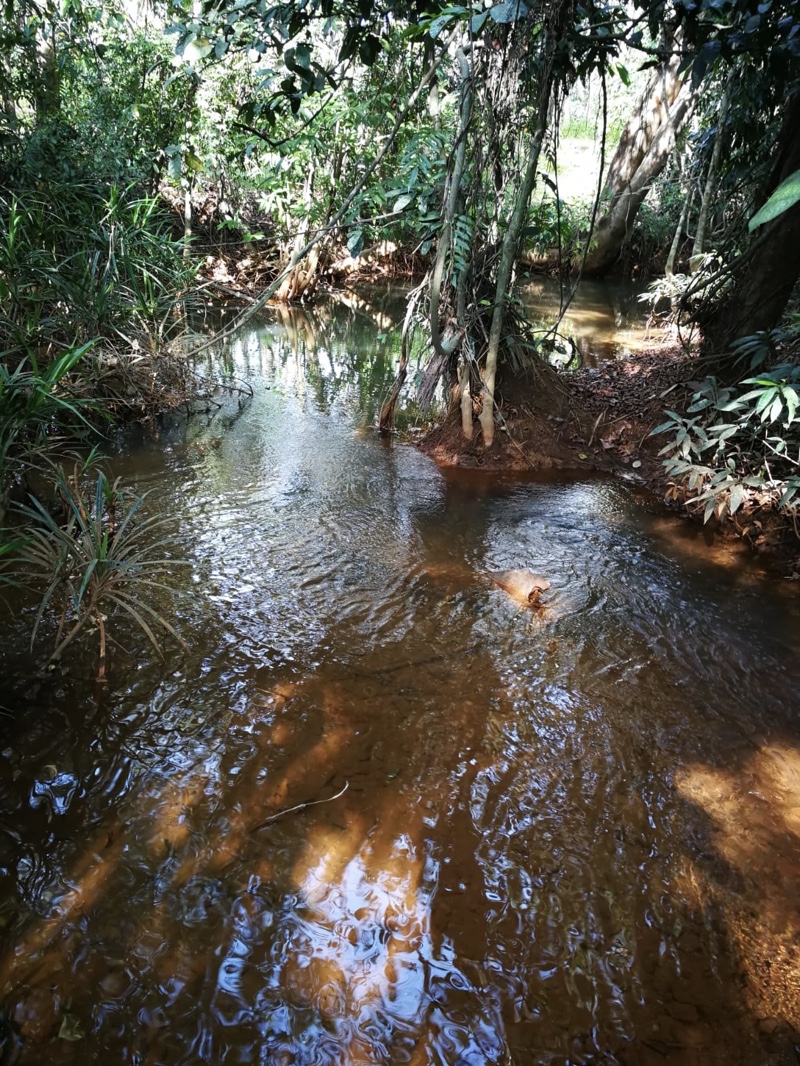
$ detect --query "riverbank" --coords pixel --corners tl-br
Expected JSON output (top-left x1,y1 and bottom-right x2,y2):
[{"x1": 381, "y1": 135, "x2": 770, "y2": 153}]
[{"x1": 419, "y1": 341, "x2": 800, "y2": 571}]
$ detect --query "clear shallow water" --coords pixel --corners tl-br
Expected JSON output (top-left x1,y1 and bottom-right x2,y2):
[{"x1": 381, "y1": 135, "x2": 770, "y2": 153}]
[{"x1": 1, "y1": 298, "x2": 800, "y2": 1064}]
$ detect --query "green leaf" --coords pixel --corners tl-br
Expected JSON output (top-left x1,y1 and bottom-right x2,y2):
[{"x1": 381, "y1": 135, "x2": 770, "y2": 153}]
[
  {"x1": 347, "y1": 228, "x2": 364, "y2": 257},
  {"x1": 489, "y1": 0, "x2": 530, "y2": 23},
  {"x1": 783, "y1": 386, "x2": 798, "y2": 424},
  {"x1": 183, "y1": 36, "x2": 214, "y2": 64},
  {"x1": 767, "y1": 395, "x2": 783, "y2": 423},
  {"x1": 748, "y1": 168, "x2": 800, "y2": 232},
  {"x1": 58, "y1": 1012, "x2": 84, "y2": 1041},
  {"x1": 186, "y1": 151, "x2": 204, "y2": 174},
  {"x1": 428, "y1": 13, "x2": 453, "y2": 38},
  {"x1": 729, "y1": 483, "x2": 745, "y2": 514}
]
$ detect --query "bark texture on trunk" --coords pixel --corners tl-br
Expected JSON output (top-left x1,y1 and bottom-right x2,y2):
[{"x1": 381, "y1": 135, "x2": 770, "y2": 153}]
[
  {"x1": 584, "y1": 37, "x2": 693, "y2": 277},
  {"x1": 700, "y1": 94, "x2": 800, "y2": 352}
]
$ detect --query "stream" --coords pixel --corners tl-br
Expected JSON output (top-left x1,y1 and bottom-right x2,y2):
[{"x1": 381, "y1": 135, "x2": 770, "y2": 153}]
[{"x1": 1, "y1": 291, "x2": 800, "y2": 1065}]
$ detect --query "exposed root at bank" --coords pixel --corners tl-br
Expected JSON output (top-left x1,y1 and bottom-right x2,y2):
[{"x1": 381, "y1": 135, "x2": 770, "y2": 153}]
[{"x1": 418, "y1": 341, "x2": 800, "y2": 568}]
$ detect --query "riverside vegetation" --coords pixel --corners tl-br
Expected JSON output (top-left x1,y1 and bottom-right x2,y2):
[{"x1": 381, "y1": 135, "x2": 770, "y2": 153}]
[{"x1": 1, "y1": 0, "x2": 799, "y2": 665}]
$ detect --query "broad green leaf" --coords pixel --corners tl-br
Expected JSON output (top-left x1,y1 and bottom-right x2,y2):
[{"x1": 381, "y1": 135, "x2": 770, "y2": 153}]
[
  {"x1": 428, "y1": 13, "x2": 453, "y2": 38},
  {"x1": 347, "y1": 228, "x2": 364, "y2": 257},
  {"x1": 183, "y1": 36, "x2": 214, "y2": 63},
  {"x1": 489, "y1": 0, "x2": 530, "y2": 23},
  {"x1": 784, "y1": 386, "x2": 798, "y2": 424},
  {"x1": 767, "y1": 395, "x2": 783, "y2": 423},
  {"x1": 748, "y1": 168, "x2": 800, "y2": 232}
]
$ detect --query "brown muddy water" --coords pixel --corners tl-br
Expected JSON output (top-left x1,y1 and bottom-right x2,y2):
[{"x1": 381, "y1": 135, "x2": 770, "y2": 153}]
[
  {"x1": 1, "y1": 297, "x2": 800, "y2": 1065},
  {"x1": 517, "y1": 277, "x2": 652, "y2": 365}
]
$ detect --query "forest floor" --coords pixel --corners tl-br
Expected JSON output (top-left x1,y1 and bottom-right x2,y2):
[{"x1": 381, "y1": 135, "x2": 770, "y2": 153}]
[{"x1": 419, "y1": 340, "x2": 800, "y2": 572}]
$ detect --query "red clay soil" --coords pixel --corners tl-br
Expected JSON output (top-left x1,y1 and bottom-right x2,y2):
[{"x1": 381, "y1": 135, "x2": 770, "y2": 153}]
[
  {"x1": 420, "y1": 340, "x2": 694, "y2": 476},
  {"x1": 419, "y1": 342, "x2": 800, "y2": 570}
]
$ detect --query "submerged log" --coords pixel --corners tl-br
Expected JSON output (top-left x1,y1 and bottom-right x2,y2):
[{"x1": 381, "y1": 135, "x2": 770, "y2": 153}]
[{"x1": 486, "y1": 569, "x2": 551, "y2": 607}]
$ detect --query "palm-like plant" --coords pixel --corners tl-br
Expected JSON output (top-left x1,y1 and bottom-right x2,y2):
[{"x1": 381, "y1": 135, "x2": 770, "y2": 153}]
[
  {"x1": 0, "y1": 342, "x2": 99, "y2": 494},
  {"x1": 10, "y1": 467, "x2": 187, "y2": 676}
]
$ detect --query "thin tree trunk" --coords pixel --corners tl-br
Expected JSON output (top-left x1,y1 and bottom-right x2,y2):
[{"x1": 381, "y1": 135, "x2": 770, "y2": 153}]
[
  {"x1": 666, "y1": 187, "x2": 693, "y2": 277},
  {"x1": 429, "y1": 48, "x2": 471, "y2": 431},
  {"x1": 691, "y1": 75, "x2": 733, "y2": 269},
  {"x1": 379, "y1": 285, "x2": 421, "y2": 431},
  {"x1": 479, "y1": 88, "x2": 551, "y2": 446},
  {"x1": 183, "y1": 183, "x2": 193, "y2": 259},
  {"x1": 276, "y1": 160, "x2": 318, "y2": 302}
]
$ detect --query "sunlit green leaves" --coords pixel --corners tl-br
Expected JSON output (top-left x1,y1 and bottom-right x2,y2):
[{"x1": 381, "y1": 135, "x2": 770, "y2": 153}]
[
  {"x1": 748, "y1": 168, "x2": 800, "y2": 231},
  {"x1": 653, "y1": 360, "x2": 800, "y2": 524}
]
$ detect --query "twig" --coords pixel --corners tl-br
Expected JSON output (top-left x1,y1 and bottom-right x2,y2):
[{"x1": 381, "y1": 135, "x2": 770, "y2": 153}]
[
  {"x1": 252, "y1": 780, "x2": 349, "y2": 832},
  {"x1": 588, "y1": 409, "x2": 606, "y2": 446}
]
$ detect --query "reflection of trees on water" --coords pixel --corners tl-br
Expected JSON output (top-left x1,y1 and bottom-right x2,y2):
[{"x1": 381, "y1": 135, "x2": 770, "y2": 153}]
[
  {"x1": 518, "y1": 277, "x2": 649, "y2": 365},
  {"x1": 220, "y1": 294, "x2": 437, "y2": 426}
]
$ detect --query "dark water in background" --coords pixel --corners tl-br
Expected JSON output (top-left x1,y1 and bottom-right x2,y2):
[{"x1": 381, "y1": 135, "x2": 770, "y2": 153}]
[{"x1": 1, "y1": 294, "x2": 799, "y2": 1064}]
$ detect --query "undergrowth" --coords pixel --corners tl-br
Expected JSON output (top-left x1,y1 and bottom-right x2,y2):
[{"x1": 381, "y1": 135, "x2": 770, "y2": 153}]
[{"x1": 653, "y1": 350, "x2": 800, "y2": 530}]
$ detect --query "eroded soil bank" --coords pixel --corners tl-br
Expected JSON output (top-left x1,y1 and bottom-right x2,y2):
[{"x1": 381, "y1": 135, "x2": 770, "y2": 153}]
[{"x1": 420, "y1": 341, "x2": 800, "y2": 571}]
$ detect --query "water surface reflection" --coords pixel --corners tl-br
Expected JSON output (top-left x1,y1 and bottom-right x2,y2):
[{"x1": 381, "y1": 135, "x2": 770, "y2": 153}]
[{"x1": 0, "y1": 301, "x2": 799, "y2": 1064}]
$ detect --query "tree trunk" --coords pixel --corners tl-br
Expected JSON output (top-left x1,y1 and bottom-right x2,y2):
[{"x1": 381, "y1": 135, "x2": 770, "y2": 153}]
[
  {"x1": 700, "y1": 94, "x2": 800, "y2": 352},
  {"x1": 665, "y1": 185, "x2": 693, "y2": 277},
  {"x1": 479, "y1": 94, "x2": 550, "y2": 446},
  {"x1": 691, "y1": 75, "x2": 733, "y2": 269},
  {"x1": 584, "y1": 35, "x2": 694, "y2": 277},
  {"x1": 276, "y1": 160, "x2": 319, "y2": 302}
]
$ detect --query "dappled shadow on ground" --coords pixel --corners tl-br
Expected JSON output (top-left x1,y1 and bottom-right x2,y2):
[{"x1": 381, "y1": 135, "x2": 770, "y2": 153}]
[{"x1": 676, "y1": 742, "x2": 800, "y2": 1041}]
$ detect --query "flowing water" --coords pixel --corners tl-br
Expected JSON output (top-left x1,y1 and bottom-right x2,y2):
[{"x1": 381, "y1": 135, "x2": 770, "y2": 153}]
[{"x1": 1, "y1": 294, "x2": 800, "y2": 1065}]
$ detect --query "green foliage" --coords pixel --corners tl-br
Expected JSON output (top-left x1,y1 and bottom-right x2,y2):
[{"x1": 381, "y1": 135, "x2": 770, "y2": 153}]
[
  {"x1": 523, "y1": 197, "x2": 580, "y2": 257},
  {"x1": 7, "y1": 466, "x2": 186, "y2": 664},
  {"x1": 653, "y1": 359, "x2": 800, "y2": 524},
  {"x1": 0, "y1": 185, "x2": 194, "y2": 353},
  {"x1": 0, "y1": 343, "x2": 98, "y2": 490},
  {"x1": 749, "y1": 168, "x2": 800, "y2": 232}
]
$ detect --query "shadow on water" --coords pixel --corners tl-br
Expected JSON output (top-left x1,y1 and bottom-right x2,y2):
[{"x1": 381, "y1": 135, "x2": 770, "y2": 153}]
[{"x1": 1, "y1": 293, "x2": 800, "y2": 1064}]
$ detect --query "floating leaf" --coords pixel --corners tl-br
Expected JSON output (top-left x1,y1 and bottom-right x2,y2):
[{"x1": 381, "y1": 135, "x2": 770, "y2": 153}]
[{"x1": 58, "y1": 1012, "x2": 84, "y2": 1041}]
